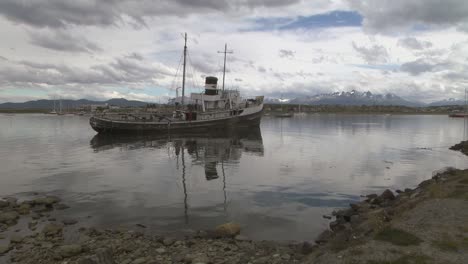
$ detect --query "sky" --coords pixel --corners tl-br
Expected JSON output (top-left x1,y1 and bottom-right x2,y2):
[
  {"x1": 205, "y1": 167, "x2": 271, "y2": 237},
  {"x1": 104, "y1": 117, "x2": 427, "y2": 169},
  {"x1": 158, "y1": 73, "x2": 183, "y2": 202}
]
[{"x1": 1, "y1": 0, "x2": 468, "y2": 103}]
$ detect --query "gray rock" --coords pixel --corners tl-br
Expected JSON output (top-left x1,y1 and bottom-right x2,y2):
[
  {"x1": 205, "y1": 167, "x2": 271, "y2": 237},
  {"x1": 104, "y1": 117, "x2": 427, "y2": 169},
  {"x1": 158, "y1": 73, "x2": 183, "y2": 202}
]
[
  {"x1": 155, "y1": 247, "x2": 166, "y2": 254},
  {"x1": 350, "y1": 214, "x2": 361, "y2": 223},
  {"x1": 0, "y1": 211, "x2": 19, "y2": 223},
  {"x1": 62, "y1": 218, "x2": 78, "y2": 225},
  {"x1": 131, "y1": 258, "x2": 146, "y2": 264},
  {"x1": 379, "y1": 189, "x2": 395, "y2": 201},
  {"x1": 0, "y1": 200, "x2": 8, "y2": 208},
  {"x1": 281, "y1": 254, "x2": 291, "y2": 260},
  {"x1": 0, "y1": 244, "x2": 11, "y2": 255},
  {"x1": 17, "y1": 203, "x2": 31, "y2": 215},
  {"x1": 42, "y1": 223, "x2": 63, "y2": 236},
  {"x1": 234, "y1": 234, "x2": 250, "y2": 241},
  {"x1": 54, "y1": 203, "x2": 70, "y2": 210},
  {"x1": 10, "y1": 234, "x2": 23, "y2": 243},
  {"x1": 4, "y1": 197, "x2": 17, "y2": 207},
  {"x1": 162, "y1": 237, "x2": 176, "y2": 246},
  {"x1": 192, "y1": 253, "x2": 209, "y2": 263},
  {"x1": 33, "y1": 196, "x2": 60, "y2": 208},
  {"x1": 77, "y1": 257, "x2": 97, "y2": 264},
  {"x1": 214, "y1": 222, "x2": 241, "y2": 237},
  {"x1": 59, "y1": 244, "x2": 82, "y2": 258},
  {"x1": 301, "y1": 241, "x2": 315, "y2": 254},
  {"x1": 28, "y1": 220, "x2": 38, "y2": 229},
  {"x1": 95, "y1": 248, "x2": 116, "y2": 264}
]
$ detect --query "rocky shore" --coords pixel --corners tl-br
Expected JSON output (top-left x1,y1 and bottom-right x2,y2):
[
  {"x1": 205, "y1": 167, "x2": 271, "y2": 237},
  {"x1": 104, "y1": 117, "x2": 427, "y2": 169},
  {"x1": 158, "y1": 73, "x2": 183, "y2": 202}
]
[
  {"x1": 305, "y1": 141, "x2": 468, "y2": 264},
  {"x1": 2, "y1": 141, "x2": 468, "y2": 264},
  {"x1": 0, "y1": 195, "x2": 309, "y2": 264}
]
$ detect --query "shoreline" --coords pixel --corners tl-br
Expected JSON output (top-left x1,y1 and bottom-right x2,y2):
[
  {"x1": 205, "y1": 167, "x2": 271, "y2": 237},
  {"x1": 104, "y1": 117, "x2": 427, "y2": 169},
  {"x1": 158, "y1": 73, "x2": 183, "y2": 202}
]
[{"x1": 1, "y1": 142, "x2": 468, "y2": 263}]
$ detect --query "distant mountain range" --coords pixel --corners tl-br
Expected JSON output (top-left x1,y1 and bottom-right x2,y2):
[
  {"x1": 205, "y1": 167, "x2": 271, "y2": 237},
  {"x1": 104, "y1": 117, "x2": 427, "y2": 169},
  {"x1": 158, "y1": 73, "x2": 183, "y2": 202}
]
[
  {"x1": 266, "y1": 90, "x2": 423, "y2": 107},
  {"x1": 0, "y1": 98, "x2": 149, "y2": 109},
  {"x1": 0, "y1": 92, "x2": 465, "y2": 109},
  {"x1": 428, "y1": 98, "x2": 465, "y2": 107}
]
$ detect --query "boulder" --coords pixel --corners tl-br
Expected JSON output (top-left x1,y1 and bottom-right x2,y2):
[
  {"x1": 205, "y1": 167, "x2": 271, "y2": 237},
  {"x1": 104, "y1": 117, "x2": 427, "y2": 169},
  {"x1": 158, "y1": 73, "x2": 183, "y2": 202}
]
[
  {"x1": 379, "y1": 189, "x2": 395, "y2": 201},
  {"x1": 33, "y1": 196, "x2": 61, "y2": 206},
  {"x1": 58, "y1": 244, "x2": 82, "y2": 258},
  {"x1": 0, "y1": 200, "x2": 8, "y2": 208},
  {"x1": 214, "y1": 222, "x2": 241, "y2": 237},
  {"x1": 0, "y1": 211, "x2": 19, "y2": 223},
  {"x1": 17, "y1": 203, "x2": 31, "y2": 215},
  {"x1": 301, "y1": 241, "x2": 315, "y2": 254},
  {"x1": 162, "y1": 237, "x2": 176, "y2": 246},
  {"x1": 42, "y1": 223, "x2": 63, "y2": 236},
  {"x1": 10, "y1": 234, "x2": 23, "y2": 243},
  {"x1": 0, "y1": 244, "x2": 11, "y2": 255},
  {"x1": 4, "y1": 197, "x2": 17, "y2": 207}
]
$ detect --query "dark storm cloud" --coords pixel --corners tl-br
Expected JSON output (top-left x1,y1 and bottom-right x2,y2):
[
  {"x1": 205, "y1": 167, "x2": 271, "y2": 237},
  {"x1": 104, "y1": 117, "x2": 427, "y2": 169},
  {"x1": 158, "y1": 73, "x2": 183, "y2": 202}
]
[
  {"x1": 351, "y1": 42, "x2": 388, "y2": 64},
  {"x1": 0, "y1": 0, "x2": 300, "y2": 28},
  {"x1": 398, "y1": 37, "x2": 433, "y2": 50},
  {"x1": 28, "y1": 30, "x2": 102, "y2": 53},
  {"x1": 350, "y1": 0, "x2": 468, "y2": 32}
]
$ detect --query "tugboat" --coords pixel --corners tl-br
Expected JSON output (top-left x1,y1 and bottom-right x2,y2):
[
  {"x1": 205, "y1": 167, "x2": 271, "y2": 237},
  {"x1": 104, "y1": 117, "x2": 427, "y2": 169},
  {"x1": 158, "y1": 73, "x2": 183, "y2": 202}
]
[{"x1": 90, "y1": 34, "x2": 264, "y2": 134}]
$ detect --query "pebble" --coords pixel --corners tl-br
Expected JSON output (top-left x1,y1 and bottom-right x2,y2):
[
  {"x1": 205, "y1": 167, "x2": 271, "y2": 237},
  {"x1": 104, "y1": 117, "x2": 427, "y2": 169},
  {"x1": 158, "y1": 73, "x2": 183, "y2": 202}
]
[
  {"x1": 58, "y1": 244, "x2": 82, "y2": 258},
  {"x1": 156, "y1": 247, "x2": 166, "y2": 254},
  {"x1": 62, "y1": 218, "x2": 78, "y2": 225},
  {"x1": 131, "y1": 257, "x2": 146, "y2": 264},
  {"x1": 163, "y1": 237, "x2": 176, "y2": 246}
]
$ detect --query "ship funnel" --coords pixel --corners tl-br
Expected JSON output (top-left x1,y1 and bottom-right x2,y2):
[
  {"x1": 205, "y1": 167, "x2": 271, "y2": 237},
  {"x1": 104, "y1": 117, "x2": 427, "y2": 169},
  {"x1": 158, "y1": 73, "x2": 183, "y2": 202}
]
[{"x1": 205, "y1": 76, "x2": 218, "y2": 95}]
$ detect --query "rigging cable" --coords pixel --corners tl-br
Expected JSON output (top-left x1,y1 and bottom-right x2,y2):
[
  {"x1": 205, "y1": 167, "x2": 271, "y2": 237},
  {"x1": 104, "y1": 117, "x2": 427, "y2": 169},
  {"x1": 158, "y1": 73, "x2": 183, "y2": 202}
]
[{"x1": 170, "y1": 52, "x2": 185, "y2": 97}]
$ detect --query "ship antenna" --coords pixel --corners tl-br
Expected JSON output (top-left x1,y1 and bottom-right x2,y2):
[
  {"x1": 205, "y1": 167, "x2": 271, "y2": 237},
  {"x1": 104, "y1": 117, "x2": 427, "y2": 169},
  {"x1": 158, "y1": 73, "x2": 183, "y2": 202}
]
[
  {"x1": 218, "y1": 43, "x2": 233, "y2": 91},
  {"x1": 182, "y1": 33, "x2": 187, "y2": 106}
]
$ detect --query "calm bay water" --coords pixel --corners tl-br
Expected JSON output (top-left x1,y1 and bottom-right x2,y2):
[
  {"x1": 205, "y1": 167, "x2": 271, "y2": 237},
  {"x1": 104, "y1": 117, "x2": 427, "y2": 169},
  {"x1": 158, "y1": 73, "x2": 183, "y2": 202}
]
[{"x1": 0, "y1": 114, "x2": 467, "y2": 241}]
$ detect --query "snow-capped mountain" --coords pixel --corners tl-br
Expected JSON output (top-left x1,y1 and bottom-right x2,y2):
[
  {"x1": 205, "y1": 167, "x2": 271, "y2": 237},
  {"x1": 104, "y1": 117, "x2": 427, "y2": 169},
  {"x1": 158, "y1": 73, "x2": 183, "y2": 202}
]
[
  {"x1": 268, "y1": 90, "x2": 423, "y2": 106},
  {"x1": 429, "y1": 98, "x2": 465, "y2": 106}
]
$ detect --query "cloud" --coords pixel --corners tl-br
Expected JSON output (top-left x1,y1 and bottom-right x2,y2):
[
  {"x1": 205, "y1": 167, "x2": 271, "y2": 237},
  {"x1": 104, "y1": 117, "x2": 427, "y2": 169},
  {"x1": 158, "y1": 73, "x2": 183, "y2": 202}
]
[
  {"x1": 398, "y1": 37, "x2": 432, "y2": 50},
  {"x1": 279, "y1": 49, "x2": 295, "y2": 59},
  {"x1": 400, "y1": 58, "x2": 455, "y2": 76},
  {"x1": 0, "y1": 55, "x2": 173, "y2": 87},
  {"x1": 0, "y1": 0, "x2": 302, "y2": 29},
  {"x1": 400, "y1": 59, "x2": 437, "y2": 75},
  {"x1": 350, "y1": 0, "x2": 468, "y2": 33},
  {"x1": 28, "y1": 30, "x2": 102, "y2": 53},
  {"x1": 351, "y1": 42, "x2": 388, "y2": 64}
]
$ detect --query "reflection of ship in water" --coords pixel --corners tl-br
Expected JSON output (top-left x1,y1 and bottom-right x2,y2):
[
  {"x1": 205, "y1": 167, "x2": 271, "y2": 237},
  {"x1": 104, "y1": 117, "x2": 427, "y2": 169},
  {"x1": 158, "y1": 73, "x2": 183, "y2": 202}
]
[
  {"x1": 90, "y1": 126, "x2": 264, "y2": 159},
  {"x1": 90, "y1": 127, "x2": 264, "y2": 222}
]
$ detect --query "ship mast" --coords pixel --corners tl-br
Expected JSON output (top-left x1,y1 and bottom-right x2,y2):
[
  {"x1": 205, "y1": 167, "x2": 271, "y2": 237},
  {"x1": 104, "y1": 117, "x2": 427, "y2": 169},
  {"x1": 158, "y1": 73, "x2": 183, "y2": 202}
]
[
  {"x1": 182, "y1": 33, "x2": 187, "y2": 106},
  {"x1": 218, "y1": 44, "x2": 233, "y2": 91}
]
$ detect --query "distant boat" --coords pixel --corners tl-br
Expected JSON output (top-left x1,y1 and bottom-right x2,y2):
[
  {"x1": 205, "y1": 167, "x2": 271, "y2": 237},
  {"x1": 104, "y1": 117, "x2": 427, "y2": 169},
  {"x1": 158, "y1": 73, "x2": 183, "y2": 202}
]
[
  {"x1": 49, "y1": 98, "x2": 57, "y2": 114},
  {"x1": 275, "y1": 112, "x2": 293, "y2": 118},
  {"x1": 449, "y1": 113, "x2": 468, "y2": 118},
  {"x1": 449, "y1": 88, "x2": 468, "y2": 118}
]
